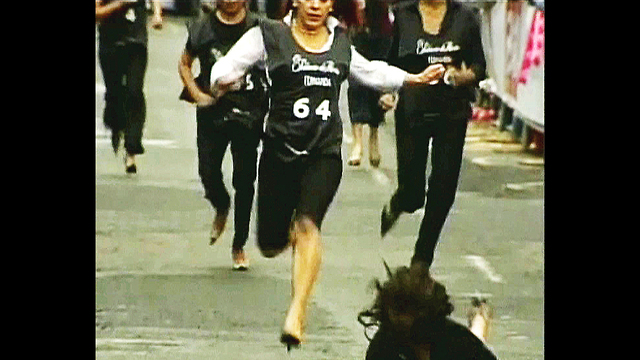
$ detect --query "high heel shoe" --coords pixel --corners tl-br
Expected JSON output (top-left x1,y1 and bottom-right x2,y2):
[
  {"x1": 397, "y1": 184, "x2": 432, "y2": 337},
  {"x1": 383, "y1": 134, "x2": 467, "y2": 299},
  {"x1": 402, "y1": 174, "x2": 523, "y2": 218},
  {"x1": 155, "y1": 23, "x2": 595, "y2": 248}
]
[
  {"x1": 347, "y1": 157, "x2": 361, "y2": 166},
  {"x1": 380, "y1": 202, "x2": 400, "y2": 237},
  {"x1": 210, "y1": 209, "x2": 229, "y2": 245},
  {"x1": 280, "y1": 332, "x2": 301, "y2": 352},
  {"x1": 347, "y1": 144, "x2": 362, "y2": 167},
  {"x1": 124, "y1": 155, "x2": 137, "y2": 174},
  {"x1": 369, "y1": 156, "x2": 380, "y2": 168},
  {"x1": 111, "y1": 131, "x2": 121, "y2": 154},
  {"x1": 232, "y1": 248, "x2": 249, "y2": 271},
  {"x1": 125, "y1": 163, "x2": 137, "y2": 174}
]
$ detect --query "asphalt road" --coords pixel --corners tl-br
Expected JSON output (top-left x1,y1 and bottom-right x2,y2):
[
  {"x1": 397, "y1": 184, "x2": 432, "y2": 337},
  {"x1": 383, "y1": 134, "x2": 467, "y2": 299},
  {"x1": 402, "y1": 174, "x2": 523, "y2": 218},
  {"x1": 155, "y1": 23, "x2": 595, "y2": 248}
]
[{"x1": 95, "y1": 15, "x2": 544, "y2": 360}]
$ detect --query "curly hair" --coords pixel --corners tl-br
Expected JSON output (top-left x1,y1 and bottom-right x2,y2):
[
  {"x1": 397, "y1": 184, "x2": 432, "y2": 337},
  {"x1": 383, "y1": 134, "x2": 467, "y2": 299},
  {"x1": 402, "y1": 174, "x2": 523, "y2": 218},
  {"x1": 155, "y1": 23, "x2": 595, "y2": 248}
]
[{"x1": 358, "y1": 264, "x2": 454, "y2": 342}]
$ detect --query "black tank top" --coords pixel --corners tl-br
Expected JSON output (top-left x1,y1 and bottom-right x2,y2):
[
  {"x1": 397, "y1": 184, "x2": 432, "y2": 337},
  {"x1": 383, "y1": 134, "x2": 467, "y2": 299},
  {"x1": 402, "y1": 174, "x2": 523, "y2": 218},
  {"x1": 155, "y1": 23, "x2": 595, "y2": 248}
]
[
  {"x1": 260, "y1": 19, "x2": 351, "y2": 161},
  {"x1": 183, "y1": 11, "x2": 268, "y2": 124}
]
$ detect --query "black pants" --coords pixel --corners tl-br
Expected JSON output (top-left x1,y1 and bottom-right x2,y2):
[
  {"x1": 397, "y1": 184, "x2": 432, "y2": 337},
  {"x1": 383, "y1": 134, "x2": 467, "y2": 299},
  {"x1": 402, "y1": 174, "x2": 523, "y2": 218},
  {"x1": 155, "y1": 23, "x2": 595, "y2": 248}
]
[
  {"x1": 390, "y1": 111, "x2": 468, "y2": 268},
  {"x1": 98, "y1": 42, "x2": 148, "y2": 155},
  {"x1": 256, "y1": 149, "x2": 342, "y2": 254},
  {"x1": 196, "y1": 110, "x2": 261, "y2": 250}
]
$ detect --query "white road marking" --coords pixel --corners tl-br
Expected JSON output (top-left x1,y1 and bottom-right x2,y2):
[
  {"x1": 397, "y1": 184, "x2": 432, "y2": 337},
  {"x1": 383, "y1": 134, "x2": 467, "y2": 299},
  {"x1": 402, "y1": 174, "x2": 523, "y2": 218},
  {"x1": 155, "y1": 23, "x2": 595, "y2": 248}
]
[
  {"x1": 464, "y1": 255, "x2": 505, "y2": 283},
  {"x1": 471, "y1": 156, "x2": 502, "y2": 167},
  {"x1": 456, "y1": 292, "x2": 494, "y2": 299},
  {"x1": 507, "y1": 334, "x2": 530, "y2": 340},
  {"x1": 505, "y1": 181, "x2": 544, "y2": 191},
  {"x1": 96, "y1": 138, "x2": 178, "y2": 148}
]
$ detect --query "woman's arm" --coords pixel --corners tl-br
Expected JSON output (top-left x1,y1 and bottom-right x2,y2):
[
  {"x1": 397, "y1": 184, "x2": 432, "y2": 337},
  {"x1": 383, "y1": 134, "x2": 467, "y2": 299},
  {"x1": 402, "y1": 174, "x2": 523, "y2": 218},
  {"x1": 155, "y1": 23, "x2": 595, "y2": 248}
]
[
  {"x1": 209, "y1": 26, "x2": 266, "y2": 103},
  {"x1": 349, "y1": 47, "x2": 445, "y2": 92},
  {"x1": 95, "y1": 0, "x2": 134, "y2": 22},
  {"x1": 446, "y1": 12, "x2": 486, "y2": 87},
  {"x1": 178, "y1": 50, "x2": 214, "y2": 107}
]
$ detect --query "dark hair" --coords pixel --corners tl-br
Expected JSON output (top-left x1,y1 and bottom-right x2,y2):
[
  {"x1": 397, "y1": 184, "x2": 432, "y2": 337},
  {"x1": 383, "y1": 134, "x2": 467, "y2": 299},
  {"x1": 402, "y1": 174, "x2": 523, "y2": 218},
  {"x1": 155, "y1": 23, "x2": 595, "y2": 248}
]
[
  {"x1": 363, "y1": 0, "x2": 393, "y2": 35},
  {"x1": 358, "y1": 264, "x2": 454, "y2": 342},
  {"x1": 278, "y1": 0, "x2": 362, "y2": 27}
]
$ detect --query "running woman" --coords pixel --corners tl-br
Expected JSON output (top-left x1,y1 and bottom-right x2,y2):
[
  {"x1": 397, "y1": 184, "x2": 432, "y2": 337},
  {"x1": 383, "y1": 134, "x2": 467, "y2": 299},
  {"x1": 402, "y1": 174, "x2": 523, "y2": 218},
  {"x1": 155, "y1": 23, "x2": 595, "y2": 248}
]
[
  {"x1": 208, "y1": 0, "x2": 445, "y2": 348},
  {"x1": 178, "y1": 0, "x2": 269, "y2": 270},
  {"x1": 95, "y1": 0, "x2": 163, "y2": 174},
  {"x1": 380, "y1": 0, "x2": 487, "y2": 271}
]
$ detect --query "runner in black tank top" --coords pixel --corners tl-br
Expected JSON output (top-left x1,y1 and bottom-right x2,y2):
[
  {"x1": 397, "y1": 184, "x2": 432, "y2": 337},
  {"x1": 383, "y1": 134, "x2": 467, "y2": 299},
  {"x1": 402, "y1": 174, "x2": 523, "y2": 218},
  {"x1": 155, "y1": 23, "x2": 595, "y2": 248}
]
[
  {"x1": 207, "y1": 0, "x2": 446, "y2": 348},
  {"x1": 178, "y1": 0, "x2": 269, "y2": 271},
  {"x1": 260, "y1": 18, "x2": 350, "y2": 161}
]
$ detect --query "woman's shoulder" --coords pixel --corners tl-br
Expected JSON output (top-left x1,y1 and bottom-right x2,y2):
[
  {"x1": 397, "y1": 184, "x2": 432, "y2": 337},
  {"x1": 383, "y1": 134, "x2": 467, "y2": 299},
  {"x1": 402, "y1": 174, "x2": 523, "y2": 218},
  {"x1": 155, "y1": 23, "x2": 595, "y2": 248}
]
[
  {"x1": 186, "y1": 12, "x2": 217, "y2": 48},
  {"x1": 258, "y1": 17, "x2": 288, "y2": 30},
  {"x1": 187, "y1": 11, "x2": 213, "y2": 32}
]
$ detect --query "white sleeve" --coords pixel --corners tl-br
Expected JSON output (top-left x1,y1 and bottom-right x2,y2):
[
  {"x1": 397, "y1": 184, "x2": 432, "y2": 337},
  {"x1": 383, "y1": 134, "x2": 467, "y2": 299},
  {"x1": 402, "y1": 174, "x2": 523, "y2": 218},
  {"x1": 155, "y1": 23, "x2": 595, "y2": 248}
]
[
  {"x1": 210, "y1": 26, "x2": 266, "y2": 87},
  {"x1": 348, "y1": 47, "x2": 407, "y2": 92}
]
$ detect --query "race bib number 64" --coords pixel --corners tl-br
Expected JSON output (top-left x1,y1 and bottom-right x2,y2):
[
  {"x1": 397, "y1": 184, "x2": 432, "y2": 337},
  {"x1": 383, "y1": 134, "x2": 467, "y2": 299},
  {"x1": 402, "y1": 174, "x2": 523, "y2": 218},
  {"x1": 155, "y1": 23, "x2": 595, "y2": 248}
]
[{"x1": 293, "y1": 98, "x2": 331, "y2": 121}]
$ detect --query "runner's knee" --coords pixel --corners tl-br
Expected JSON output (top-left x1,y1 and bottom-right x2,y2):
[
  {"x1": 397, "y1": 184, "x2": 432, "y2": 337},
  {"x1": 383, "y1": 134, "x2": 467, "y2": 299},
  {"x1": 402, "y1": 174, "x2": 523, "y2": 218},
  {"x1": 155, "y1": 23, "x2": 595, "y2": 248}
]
[
  {"x1": 291, "y1": 216, "x2": 318, "y2": 237},
  {"x1": 257, "y1": 225, "x2": 290, "y2": 258}
]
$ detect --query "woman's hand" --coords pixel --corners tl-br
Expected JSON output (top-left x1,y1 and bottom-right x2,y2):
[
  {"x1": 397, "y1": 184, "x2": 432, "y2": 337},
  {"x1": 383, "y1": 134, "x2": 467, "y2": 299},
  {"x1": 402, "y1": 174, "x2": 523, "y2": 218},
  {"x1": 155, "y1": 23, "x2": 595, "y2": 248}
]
[
  {"x1": 195, "y1": 92, "x2": 215, "y2": 108},
  {"x1": 444, "y1": 63, "x2": 477, "y2": 87},
  {"x1": 379, "y1": 93, "x2": 398, "y2": 111},
  {"x1": 419, "y1": 64, "x2": 446, "y2": 84},
  {"x1": 404, "y1": 64, "x2": 446, "y2": 86}
]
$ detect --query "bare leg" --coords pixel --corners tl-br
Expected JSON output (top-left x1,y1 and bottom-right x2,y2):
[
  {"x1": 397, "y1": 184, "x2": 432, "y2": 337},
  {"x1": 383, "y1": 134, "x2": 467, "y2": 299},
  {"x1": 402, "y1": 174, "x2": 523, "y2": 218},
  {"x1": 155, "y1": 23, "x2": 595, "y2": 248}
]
[
  {"x1": 282, "y1": 217, "x2": 322, "y2": 346},
  {"x1": 348, "y1": 124, "x2": 363, "y2": 166},
  {"x1": 369, "y1": 126, "x2": 380, "y2": 168}
]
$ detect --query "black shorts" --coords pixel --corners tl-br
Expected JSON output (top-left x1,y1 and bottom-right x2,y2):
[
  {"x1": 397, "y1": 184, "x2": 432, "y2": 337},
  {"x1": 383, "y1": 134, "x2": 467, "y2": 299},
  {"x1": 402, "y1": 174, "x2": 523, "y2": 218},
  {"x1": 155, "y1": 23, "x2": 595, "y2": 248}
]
[{"x1": 256, "y1": 149, "x2": 342, "y2": 253}]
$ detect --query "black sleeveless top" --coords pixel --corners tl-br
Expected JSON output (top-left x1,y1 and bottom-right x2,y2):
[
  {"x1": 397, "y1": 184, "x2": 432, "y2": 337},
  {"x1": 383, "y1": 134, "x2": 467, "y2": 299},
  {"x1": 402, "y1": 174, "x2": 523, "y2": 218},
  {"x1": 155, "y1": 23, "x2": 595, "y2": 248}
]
[
  {"x1": 98, "y1": 0, "x2": 149, "y2": 46},
  {"x1": 182, "y1": 11, "x2": 268, "y2": 127},
  {"x1": 260, "y1": 19, "x2": 351, "y2": 161}
]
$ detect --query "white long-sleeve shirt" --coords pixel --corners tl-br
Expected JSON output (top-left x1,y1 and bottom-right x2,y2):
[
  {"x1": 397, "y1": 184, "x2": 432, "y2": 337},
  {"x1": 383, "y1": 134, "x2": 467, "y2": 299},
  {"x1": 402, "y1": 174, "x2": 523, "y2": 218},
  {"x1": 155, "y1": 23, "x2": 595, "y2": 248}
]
[{"x1": 210, "y1": 16, "x2": 408, "y2": 93}]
